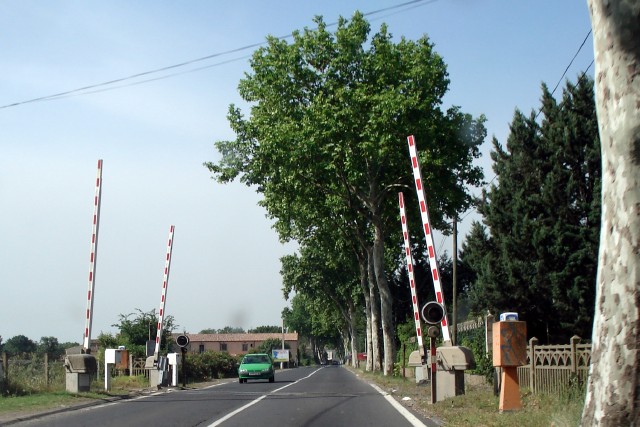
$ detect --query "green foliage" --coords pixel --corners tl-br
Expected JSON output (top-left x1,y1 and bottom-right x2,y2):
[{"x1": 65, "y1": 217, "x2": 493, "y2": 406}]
[
  {"x1": 2, "y1": 354, "x2": 65, "y2": 396},
  {"x1": 248, "y1": 325, "x2": 281, "y2": 333},
  {"x1": 215, "y1": 326, "x2": 246, "y2": 334},
  {"x1": 184, "y1": 351, "x2": 240, "y2": 381},
  {"x1": 110, "y1": 308, "x2": 177, "y2": 357},
  {"x1": 205, "y1": 12, "x2": 485, "y2": 371},
  {"x1": 280, "y1": 242, "x2": 354, "y2": 354},
  {"x1": 257, "y1": 338, "x2": 288, "y2": 355},
  {"x1": 395, "y1": 318, "x2": 419, "y2": 366},
  {"x1": 97, "y1": 332, "x2": 118, "y2": 350},
  {"x1": 457, "y1": 327, "x2": 494, "y2": 383},
  {"x1": 199, "y1": 326, "x2": 247, "y2": 334},
  {"x1": 282, "y1": 296, "x2": 312, "y2": 338},
  {"x1": 3, "y1": 335, "x2": 37, "y2": 356},
  {"x1": 466, "y1": 76, "x2": 600, "y2": 342},
  {"x1": 36, "y1": 337, "x2": 65, "y2": 360},
  {"x1": 60, "y1": 341, "x2": 80, "y2": 350}
]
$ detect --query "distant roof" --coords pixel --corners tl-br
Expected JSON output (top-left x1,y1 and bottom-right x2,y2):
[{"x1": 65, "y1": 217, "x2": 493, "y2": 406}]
[{"x1": 173, "y1": 332, "x2": 299, "y2": 342}]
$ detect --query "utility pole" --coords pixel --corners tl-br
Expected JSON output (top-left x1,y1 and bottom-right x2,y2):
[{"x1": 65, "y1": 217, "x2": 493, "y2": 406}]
[
  {"x1": 452, "y1": 217, "x2": 458, "y2": 346},
  {"x1": 281, "y1": 317, "x2": 285, "y2": 369}
]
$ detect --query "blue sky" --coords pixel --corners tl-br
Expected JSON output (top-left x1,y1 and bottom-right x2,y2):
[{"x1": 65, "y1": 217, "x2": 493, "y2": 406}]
[{"x1": 0, "y1": 1, "x2": 594, "y2": 344}]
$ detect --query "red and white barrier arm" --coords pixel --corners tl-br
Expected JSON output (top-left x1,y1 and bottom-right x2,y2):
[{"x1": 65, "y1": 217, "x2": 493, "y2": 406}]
[
  {"x1": 399, "y1": 192, "x2": 425, "y2": 358},
  {"x1": 83, "y1": 160, "x2": 103, "y2": 351},
  {"x1": 406, "y1": 135, "x2": 451, "y2": 344},
  {"x1": 154, "y1": 225, "x2": 175, "y2": 357}
]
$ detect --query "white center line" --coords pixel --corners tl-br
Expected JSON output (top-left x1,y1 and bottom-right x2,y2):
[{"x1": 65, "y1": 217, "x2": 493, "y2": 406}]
[{"x1": 207, "y1": 368, "x2": 323, "y2": 427}]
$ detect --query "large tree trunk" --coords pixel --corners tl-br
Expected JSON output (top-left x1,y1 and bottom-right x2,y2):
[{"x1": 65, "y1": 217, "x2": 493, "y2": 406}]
[
  {"x1": 583, "y1": 1, "x2": 640, "y2": 425},
  {"x1": 367, "y1": 247, "x2": 382, "y2": 371},
  {"x1": 348, "y1": 302, "x2": 358, "y2": 367},
  {"x1": 358, "y1": 258, "x2": 372, "y2": 370},
  {"x1": 373, "y1": 221, "x2": 396, "y2": 376}
]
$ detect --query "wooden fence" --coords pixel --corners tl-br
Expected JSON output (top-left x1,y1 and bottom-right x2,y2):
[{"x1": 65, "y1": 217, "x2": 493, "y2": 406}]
[
  {"x1": 0, "y1": 352, "x2": 149, "y2": 394},
  {"x1": 130, "y1": 358, "x2": 148, "y2": 377},
  {"x1": 517, "y1": 336, "x2": 591, "y2": 394},
  {"x1": 1, "y1": 353, "x2": 65, "y2": 394},
  {"x1": 455, "y1": 315, "x2": 592, "y2": 395}
]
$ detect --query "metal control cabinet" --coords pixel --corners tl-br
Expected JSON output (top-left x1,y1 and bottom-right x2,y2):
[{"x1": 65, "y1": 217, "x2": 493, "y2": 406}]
[
  {"x1": 408, "y1": 350, "x2": 430, "y2": 384},
  {"x1": 435, "y1": 346, "x2": 476, "y2": 401},
  {"x1": 437, "y1": 346, "x2": 476, "y2": 370},
  {"x1": 64, "y1": 354, "x2": 97, "y2": 392},
  {"x1": 407, "y1": 346, "x2": 475, "y2": 400}
]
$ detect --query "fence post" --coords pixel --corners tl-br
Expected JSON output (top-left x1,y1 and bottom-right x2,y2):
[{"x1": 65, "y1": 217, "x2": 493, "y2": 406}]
[
  {"x1": 45, "y1": 353, "x2": 49, "y2": 388},
  {"x1": 529, "y1": 337, "x2": 538, "y2": 393},
  {"x1": 485, "y1": 313, "x2": 494, "y2": 356},
  {"x1": 2, "y1": 352, "x2": 7, "y2": 381},
  {"x1": 1, "y1": 352, "x2": 6, "y2": 394},
  {"x1": 570, "y1": 335, "x2": 580, "y2": 376},
  {"x1": 129, "y1": 353, "x2": 133, "y2": 376}
]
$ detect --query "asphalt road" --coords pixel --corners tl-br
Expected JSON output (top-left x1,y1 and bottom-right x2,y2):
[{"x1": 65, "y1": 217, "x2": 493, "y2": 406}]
[{"x1": 10, "y1": 366, "x2": 438, "y2": 427}]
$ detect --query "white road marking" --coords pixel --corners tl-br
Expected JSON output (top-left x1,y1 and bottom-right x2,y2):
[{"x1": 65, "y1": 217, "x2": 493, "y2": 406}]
[
  {"x1": 368, "y1": 382, "x2": 429, "y2": 427},
  {"x1": 206, "y1": 368, "x2": 323, "y2": 427}
]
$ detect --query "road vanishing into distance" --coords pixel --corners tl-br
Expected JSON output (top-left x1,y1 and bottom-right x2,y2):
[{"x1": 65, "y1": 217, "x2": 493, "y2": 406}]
[{"x1": 11, "y1": 366, "x2": 438, "y2": 427}]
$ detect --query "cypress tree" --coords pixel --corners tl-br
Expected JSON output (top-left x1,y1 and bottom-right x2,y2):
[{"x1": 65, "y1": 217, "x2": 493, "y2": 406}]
[{"x1": 465, "y1": 76, "x2": 600, "y2": 342}]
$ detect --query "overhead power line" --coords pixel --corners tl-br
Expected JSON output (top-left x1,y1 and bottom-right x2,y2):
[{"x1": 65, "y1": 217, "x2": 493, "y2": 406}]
[
  {"x1": 535, "y1": 30, "x2": 593, "y2": 119},
  {"x1": 459, "y1": 30, "x2": 594, "y2": 227},
  {"x1": 550, "y1": 30, "x2": 592, "y2": 97},
  {"x1": 1, "y1": 0, "x2": 440, "y2": 110}
]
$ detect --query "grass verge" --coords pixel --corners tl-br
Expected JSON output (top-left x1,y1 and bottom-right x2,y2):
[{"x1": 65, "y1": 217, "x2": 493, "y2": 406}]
[
  {"x1": 349, "y1": 366, "x2": 585, "y2": 427},
  {"x1": 0, "y1": 392, "x2": 98, "y2": 414},
  {"x1": 0, "y1": 375, "x2": 149, "y2": 419}
]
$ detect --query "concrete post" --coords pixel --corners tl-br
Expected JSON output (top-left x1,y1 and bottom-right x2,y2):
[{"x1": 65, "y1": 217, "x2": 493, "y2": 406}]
[
  {"x1": 570, "y1": 335, "x2": 580, "y2": 377},
  {"x1": 529, "y1": 337, "x2": 538, "y2": 393}
]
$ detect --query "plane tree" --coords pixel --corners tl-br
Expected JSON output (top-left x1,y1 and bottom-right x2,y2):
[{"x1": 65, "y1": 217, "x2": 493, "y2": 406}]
[
  {"x1": 583, "y1": 1, "x2": 640, "y2": 424},
  {"x1": 280, "y1": 232, "x2": 361, "y2": 363},
  {"x1": 206, "y1": 12, "x2": 484, "y2": 374}
]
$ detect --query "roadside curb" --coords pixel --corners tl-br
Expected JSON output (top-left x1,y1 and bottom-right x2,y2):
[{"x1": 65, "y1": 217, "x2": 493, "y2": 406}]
[
  {"x1": 0, "y1": 380, "x2": 226, "y2": 425},
  {"x1": 0, "y1": 387, "x2": 167, "y2": 426}
]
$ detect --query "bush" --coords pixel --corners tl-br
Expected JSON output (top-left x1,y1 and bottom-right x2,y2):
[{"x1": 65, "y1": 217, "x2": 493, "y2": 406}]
[
  {"x1": 458, "y1": 327, "x2": 494, "y2": 383},
  {"x1": 184, "y1": 351, "x2": 240, "y2": 382}
]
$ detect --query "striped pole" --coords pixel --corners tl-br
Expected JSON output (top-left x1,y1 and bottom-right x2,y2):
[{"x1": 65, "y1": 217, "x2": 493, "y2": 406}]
[
  {"x1": 154, "y1": 225, "x2": 175, "y2": 357},
  {"x1": 83, "y1": 160, "x2": 103, "y2": 351},
  {"x1": 406, "y1": 135, "x2": 451, "y2": 344},
  {"x1": 398, "y1": 192, "x2": 425, "y2": 359}
]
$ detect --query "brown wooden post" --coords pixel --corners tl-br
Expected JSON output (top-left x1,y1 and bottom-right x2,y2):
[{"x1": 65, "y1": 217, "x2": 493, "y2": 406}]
[
  {"x1": 44, "y1": 353, "x2": 49, "y2": 387},
  {"x1": 1, "y1": 352, "x2": 7, "y2": 390},
  {"x1": 529, "y1": 337, "x2": 538, "y2": 393},
  {"x1": 2, "y1": 352, "x2": 7, "y2": 381}
]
